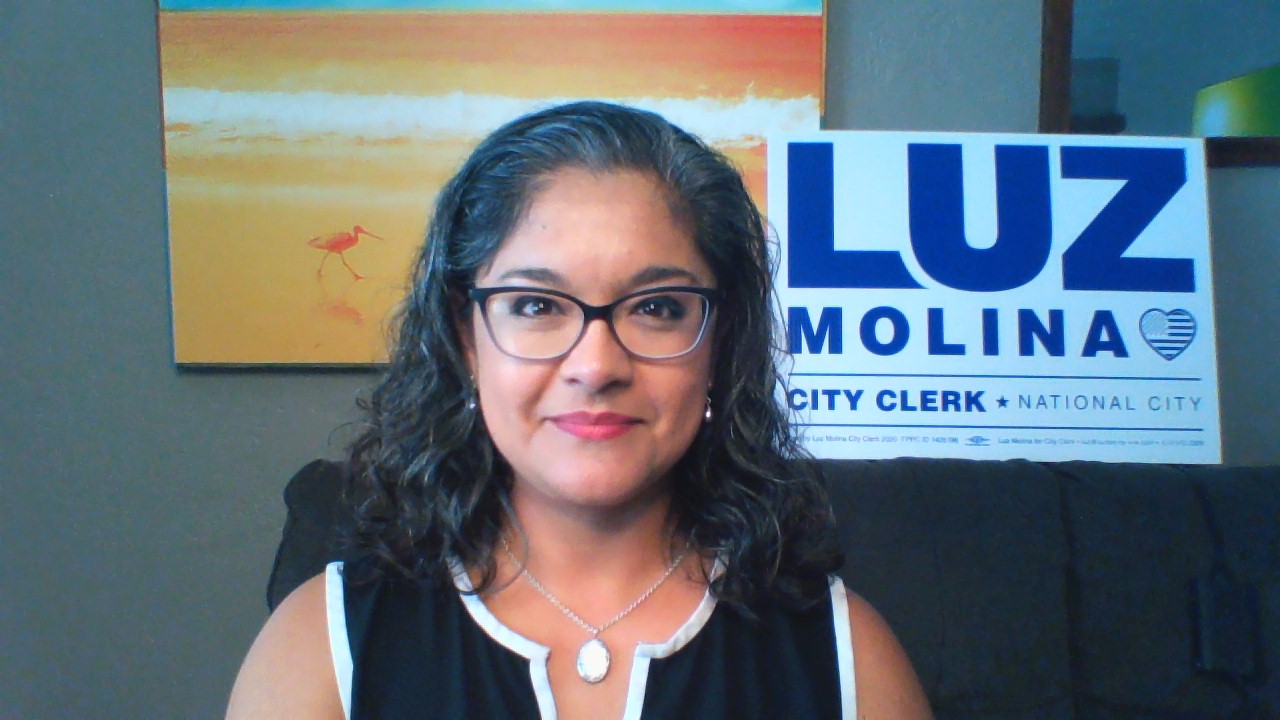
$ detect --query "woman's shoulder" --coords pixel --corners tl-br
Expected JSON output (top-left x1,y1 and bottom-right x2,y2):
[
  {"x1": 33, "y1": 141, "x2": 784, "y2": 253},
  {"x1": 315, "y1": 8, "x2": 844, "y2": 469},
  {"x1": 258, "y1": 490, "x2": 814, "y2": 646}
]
[
  {"x1": 842, "y1": 586, "x2": 933, "y2": 720},
  {"x1": 225, "y1": 568, "x2": 345, "y2": 720}
]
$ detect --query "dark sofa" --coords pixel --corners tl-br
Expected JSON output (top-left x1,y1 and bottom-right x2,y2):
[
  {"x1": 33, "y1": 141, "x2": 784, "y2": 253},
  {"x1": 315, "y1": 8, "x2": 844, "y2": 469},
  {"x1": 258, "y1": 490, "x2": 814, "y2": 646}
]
[{"x1": 269, "y1": 458, "x2": 1280, "y2": 719}]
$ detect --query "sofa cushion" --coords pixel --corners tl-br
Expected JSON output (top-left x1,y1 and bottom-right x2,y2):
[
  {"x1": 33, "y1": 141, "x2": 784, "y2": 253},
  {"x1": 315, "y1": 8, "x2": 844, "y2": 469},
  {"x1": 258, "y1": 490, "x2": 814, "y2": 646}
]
[
  {"x1": 1057, "y1": 462, "x2": 1280, "y2": 719},
  {"x1": 1200, "y1": 465, "x2": 1280, "y2": 717},
  {"x1": 824, "y1": 458, "x2": 1073, "y2": 719}
]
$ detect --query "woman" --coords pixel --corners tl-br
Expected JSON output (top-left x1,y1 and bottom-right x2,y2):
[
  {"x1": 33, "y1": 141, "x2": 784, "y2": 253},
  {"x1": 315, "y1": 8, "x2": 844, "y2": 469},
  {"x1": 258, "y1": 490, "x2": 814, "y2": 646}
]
[{"x1": 227, "y1": 101, "x2": 931, "y2": 719}]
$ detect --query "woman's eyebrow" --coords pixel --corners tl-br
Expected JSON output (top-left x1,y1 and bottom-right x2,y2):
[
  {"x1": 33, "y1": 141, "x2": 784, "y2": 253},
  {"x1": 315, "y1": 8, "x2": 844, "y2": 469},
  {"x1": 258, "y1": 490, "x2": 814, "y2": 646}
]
[
  {"x1": 628, "y1": 265, "x2": 702, "y2": 287},
  {"x1": 494, "y1": 267, "x2": 564, "y2": 285},
  {"x1": 492, "y1": 265, "x2": 704, "y2": 288}
]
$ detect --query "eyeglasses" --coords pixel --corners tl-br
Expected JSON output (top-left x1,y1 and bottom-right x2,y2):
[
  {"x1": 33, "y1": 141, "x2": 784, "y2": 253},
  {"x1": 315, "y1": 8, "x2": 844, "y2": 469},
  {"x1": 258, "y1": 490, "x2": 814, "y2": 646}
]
[{"x1": 468, "y1": 285, "x2": 723, "y2": 360}]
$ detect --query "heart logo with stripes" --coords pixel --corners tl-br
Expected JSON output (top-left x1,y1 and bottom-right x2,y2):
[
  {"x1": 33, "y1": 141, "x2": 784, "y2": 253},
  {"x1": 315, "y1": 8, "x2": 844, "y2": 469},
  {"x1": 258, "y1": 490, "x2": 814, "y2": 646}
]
[{"x1": 1139, "y1": 309, "x2": 1197, "y2": 360}]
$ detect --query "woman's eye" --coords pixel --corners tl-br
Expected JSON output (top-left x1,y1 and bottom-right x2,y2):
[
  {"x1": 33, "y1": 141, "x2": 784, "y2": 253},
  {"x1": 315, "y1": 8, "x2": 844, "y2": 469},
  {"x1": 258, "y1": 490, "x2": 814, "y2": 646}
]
[
  {"x1": 635, "y1": 296, "x2": 687, "y2": 320},
  {"x1": 509, "y1": 295, "x2": 561, "y2": 318}
]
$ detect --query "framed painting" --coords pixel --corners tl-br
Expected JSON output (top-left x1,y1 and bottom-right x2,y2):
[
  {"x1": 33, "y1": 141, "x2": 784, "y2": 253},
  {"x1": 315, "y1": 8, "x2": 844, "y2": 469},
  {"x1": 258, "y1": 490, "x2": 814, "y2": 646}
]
[{"x1": 156, "y1": 0, "x2": 826, "y2": 365}]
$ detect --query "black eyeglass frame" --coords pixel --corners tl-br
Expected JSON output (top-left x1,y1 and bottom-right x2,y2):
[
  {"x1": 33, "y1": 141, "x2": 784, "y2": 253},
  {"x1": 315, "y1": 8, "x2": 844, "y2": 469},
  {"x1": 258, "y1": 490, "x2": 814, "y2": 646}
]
[{"x1": 467, "y1": 285, "x2": 725, "y2": 360}]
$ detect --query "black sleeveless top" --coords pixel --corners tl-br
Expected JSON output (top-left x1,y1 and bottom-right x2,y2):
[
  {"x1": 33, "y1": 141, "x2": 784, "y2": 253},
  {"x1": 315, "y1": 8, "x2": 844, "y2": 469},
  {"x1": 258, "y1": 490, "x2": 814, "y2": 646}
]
[{"x1": 325, "y1": 561, "x2": 858, "y2": 719}]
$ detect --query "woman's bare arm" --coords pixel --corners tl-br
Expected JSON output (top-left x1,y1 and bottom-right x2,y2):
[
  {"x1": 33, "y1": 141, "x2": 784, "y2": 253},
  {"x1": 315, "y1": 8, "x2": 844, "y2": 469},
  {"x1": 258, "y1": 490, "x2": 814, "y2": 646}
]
[
  {"x1": 848, "y1": 590, "x2": 933, "y2": 719},
  {"x1": 225, "y1": 573, "x2": 345, "y2": 720}
]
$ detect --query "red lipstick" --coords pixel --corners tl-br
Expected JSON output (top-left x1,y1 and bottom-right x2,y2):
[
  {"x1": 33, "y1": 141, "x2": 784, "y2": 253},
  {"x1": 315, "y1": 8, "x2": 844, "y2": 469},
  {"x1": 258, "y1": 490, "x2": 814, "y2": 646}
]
[{"x1": 550, "y1": 411, "x2": 641, "y2": 441}]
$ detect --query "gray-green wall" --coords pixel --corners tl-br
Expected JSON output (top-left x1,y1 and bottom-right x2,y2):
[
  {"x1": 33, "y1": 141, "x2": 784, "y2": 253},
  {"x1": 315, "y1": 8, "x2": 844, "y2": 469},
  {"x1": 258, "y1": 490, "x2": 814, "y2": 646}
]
[
  {"x1": 3, "y1": 4, "x2": 369, "y2": 716},
  {"x1": 2, "y1": 1, "x2": 1272, "y2": 718}
]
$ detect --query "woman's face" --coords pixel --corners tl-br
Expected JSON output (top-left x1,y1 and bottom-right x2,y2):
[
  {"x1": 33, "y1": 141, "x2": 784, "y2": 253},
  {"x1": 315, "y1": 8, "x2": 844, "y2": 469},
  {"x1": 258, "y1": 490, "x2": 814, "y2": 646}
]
[{"x1": 463, "y1": 167, "x2": 716, "y2": 515}]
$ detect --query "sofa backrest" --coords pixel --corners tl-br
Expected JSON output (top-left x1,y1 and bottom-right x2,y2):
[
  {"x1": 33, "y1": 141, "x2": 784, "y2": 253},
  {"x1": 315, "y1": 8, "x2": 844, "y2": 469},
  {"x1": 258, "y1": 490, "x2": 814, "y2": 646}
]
[{"x1": 268, "y1": 458, "x2": 1280, "y2": 719}]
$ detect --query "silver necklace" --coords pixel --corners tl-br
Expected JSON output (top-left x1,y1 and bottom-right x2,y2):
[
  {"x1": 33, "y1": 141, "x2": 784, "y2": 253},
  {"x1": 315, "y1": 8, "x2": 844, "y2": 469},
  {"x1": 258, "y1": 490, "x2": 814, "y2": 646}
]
[{"x1": 501, "y1": 537, "x2": 689, "y2": 684}]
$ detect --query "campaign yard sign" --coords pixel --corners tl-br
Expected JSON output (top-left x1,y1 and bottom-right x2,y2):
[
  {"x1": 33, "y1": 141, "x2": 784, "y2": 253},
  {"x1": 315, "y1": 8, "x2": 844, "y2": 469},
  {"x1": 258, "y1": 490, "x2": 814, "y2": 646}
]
[{"x1": 768, "y1": 131, "x2": 1221, "y2": 463}]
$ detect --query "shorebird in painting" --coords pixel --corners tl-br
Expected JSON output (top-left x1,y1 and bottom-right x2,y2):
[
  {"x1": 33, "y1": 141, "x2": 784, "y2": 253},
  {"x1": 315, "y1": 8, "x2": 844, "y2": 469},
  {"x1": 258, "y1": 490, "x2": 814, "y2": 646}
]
[{"x1": 307, "y1": 225, "x2": 382, "y2": 280}]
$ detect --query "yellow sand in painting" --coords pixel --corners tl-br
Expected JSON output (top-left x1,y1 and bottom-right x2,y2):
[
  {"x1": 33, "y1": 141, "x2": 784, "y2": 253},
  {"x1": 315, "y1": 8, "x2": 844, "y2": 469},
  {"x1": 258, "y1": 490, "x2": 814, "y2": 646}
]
[
  {"x1": 165, "y1": 132, "x2": 467, "y2": 363},
  {"x1": 159, "y1": 11, "x2": 822, "y2": 364}
]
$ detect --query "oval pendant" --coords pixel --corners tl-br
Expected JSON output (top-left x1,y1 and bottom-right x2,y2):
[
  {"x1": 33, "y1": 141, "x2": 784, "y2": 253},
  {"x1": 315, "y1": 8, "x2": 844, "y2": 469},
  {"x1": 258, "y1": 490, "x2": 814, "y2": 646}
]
[{"x1": 576, "y1": 637, "x2": 610, "y2": 684}]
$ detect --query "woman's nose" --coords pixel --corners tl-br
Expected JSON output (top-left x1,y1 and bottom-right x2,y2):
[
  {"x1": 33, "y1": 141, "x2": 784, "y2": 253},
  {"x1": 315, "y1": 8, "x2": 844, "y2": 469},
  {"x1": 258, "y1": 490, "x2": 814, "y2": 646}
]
[{"x1": 557, "y1": 317, "x2": 633, "y2": 390}]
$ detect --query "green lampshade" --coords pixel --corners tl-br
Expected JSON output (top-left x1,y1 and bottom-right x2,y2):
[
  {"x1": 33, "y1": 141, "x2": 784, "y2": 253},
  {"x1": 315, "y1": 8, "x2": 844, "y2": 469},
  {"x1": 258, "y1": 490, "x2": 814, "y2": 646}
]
[{"x1": 1192, "y1": 62, "x2": 1280, "y2": 137}]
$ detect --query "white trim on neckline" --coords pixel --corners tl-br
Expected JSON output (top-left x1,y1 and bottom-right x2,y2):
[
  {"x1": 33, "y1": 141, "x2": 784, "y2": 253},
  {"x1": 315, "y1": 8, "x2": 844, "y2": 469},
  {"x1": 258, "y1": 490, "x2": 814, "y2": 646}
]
[
  {"x1": 450, "y1": 558, "x2": 722, "y2": 720},
  {"x1": 451, "y1": 560, "x2": 558, "y2": 719},
  {"x1": 621, "y1": 564, "x2": 721, "y2": 720}
]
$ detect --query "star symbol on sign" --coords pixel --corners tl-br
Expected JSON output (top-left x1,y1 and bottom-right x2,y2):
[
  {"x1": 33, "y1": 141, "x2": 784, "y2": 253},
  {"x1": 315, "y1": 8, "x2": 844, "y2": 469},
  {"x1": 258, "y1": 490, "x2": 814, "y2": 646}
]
[{"x1": 997, "y1": 396, "x2": 1010, "y2": 408}]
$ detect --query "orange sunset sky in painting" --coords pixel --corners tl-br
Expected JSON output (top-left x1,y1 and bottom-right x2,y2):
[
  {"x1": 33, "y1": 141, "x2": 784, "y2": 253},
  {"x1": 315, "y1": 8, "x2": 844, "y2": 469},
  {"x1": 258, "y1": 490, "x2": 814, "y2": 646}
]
[{"x1": 159, "y1": 9, "x2": 824, "y2": 364}]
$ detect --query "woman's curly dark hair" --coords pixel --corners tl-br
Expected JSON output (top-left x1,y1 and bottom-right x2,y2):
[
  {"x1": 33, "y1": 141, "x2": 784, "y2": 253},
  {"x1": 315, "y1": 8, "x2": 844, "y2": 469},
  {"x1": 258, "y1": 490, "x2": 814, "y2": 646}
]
[{"x1": 346, "y1": 100, "x2": 841, "y2": 610}]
